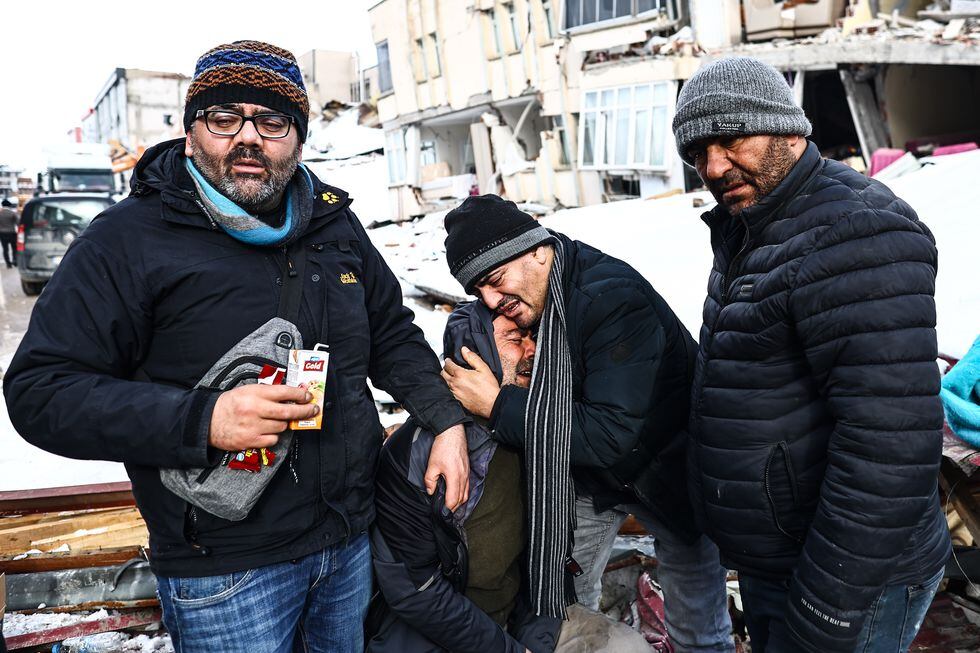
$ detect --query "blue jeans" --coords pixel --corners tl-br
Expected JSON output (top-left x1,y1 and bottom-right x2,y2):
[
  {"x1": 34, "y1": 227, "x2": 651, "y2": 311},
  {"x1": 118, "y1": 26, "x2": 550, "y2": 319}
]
[
  {"x1": 738, "y1": 567, "x2": 943, "y2": 653},
  {"x1": 157, "y1": 533, "x2": 371, "y2": 653},
  {"x1": 572, "y1": 497, "x2": 734, "y2": 653}
]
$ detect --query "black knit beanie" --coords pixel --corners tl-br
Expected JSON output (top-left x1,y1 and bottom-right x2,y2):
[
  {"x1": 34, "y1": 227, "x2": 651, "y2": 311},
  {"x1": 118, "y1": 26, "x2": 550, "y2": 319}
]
[
  {"x1": 445, "y1": 194, "x2": 554, "y2": 293},
  {"x1": 183, "y1": 40, "x2": 310, "y2": 142}
]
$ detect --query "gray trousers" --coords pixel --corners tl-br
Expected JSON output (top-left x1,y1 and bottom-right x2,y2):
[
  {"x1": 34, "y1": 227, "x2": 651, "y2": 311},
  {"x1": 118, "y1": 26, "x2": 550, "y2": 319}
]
[{"x1": 572, "y1": 496, "x2": 735, "y2": 653}]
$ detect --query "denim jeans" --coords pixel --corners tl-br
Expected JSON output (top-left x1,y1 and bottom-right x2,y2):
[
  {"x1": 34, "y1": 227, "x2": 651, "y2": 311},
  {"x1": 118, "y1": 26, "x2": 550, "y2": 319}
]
[
  {"x1": 157, "y1": 533, "x2": 371, "y2": 653},
  {"x1": 572, "y1": 496, "x2": 734, "y2": 653},
  {"x1": 738, "y1": 567, "x2": 943, "y2": 653}
]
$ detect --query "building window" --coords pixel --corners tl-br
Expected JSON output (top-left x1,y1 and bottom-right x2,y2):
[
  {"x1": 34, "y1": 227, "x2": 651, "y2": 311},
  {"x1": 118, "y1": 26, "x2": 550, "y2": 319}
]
[
  {"x1": 430, "y1": 33, "x2": 442, "y2": 77},
  {"x1": 386, "y1": 129, "x2": 407, "y2": 185},
  {"x1": 549, "y1": 115, "x2": 571, "y2": 166},
  {"x1": 543, "y1": 0, "x2": 556, "y2": 39},
  {"x1": 565, "y1": 0, "x2": 666, "y2": 29},
  {"x1": 420, "y1": 140, "x2": 437, "y2": 167},
  {"x1": 507, "y1": 2, "x2": 522, "y2": 51},
  {"x1": 578, "y1": 82, "x2": 674, "y2": 170},
  {"x1": 489, "y1": 8, "x2": 504, "y2": 57},
  {"x1": 415, "y1": 38, "x2": 429, "y2": 80},
  {"x1": 377, "y1": 41, "x2": 393, "y2": 94}
]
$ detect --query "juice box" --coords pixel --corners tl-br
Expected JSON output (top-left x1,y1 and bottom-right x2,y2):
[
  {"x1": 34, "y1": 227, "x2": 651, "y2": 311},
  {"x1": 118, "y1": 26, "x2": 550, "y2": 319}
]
[{"x1": 286, "y1": 344, "x2": 329, "y2": 430}]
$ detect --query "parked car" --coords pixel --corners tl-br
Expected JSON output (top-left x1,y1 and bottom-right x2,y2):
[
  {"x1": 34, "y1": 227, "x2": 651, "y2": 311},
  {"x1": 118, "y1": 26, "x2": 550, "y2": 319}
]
[{"x1": 16, "y1": 194, "x2": 114, "y2": 296}]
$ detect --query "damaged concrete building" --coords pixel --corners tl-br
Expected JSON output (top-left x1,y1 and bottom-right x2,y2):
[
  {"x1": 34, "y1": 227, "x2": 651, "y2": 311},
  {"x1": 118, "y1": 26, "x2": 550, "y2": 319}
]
[
  {"x1": 368, "y1": 0, "x2": 980, "y2": 219},
  {"x1": 368, "y1": 0, "x2": 700, "y2": 219}
]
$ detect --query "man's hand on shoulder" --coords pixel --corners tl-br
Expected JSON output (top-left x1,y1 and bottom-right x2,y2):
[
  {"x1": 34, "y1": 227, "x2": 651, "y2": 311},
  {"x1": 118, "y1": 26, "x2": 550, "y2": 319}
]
[
  {"x1": 441, "y1": 347, "x2": 500, "y2": 419},
  {"x1": 425, "y1": 423, "x2": 470, "y2": 511},
  {"x1": 209, "y1": 384, "x2": 318, "y2": 451}
]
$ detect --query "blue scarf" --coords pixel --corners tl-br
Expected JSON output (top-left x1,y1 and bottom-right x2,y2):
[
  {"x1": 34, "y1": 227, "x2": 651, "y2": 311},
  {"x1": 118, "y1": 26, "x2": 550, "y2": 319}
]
[{"x1": 185, "y1": 158, "x2": 314, "y2": 247}]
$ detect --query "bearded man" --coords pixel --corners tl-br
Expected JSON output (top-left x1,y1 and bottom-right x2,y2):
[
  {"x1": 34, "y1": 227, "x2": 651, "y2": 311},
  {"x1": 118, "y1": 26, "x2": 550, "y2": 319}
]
[
  {"x1": 4, "y1": 41, "x2": 469, "y2": 653},
  {"x1": 674, "y1": 57, "x2": 949, "y2": 652}
]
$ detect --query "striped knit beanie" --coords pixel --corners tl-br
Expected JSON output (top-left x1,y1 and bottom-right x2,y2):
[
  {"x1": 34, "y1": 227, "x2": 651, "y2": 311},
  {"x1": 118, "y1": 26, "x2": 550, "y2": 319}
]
[{"x1": 183, "y1": 40, "x2": 310, "y2": 142}]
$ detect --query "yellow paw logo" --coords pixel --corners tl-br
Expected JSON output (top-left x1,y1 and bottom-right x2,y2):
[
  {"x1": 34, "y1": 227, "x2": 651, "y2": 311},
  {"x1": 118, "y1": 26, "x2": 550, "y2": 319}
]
[
  {"x1": 322, "y1": 191, "x2": 340, "y2": 204},
  {"x1": 340, "y1": 272, "x2": 359, "y2": 284}
]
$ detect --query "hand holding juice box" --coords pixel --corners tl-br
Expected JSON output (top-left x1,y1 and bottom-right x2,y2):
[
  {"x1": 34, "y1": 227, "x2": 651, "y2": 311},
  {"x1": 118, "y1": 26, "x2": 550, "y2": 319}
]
[{"x1": 287, "y1": 344, "x2": 329, "y2": 430}]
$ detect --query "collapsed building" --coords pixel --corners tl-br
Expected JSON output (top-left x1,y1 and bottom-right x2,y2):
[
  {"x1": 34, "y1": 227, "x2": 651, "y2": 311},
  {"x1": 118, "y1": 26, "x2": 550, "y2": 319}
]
[{"x1": 365, "y1": 0, "x2": 980, "y2": 220}]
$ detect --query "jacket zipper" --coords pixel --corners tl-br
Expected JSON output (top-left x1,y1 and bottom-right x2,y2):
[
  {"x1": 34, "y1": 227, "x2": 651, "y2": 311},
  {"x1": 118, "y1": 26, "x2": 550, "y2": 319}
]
[
  {"x1": 720, "y1": 214, "x2": 752, "y2": 307},
  {"x1": 764, "y1": 445, "x2": 804, "y2": 544},
  {"x1": 279, "y1": 244, "x2": 302, "y2": 485},
  {"x1": 185, "y1": 191, "x2": 220, "y2": 231},
  {"x1": 689, "y1": 214, "x2": 753, "y2": 526}
]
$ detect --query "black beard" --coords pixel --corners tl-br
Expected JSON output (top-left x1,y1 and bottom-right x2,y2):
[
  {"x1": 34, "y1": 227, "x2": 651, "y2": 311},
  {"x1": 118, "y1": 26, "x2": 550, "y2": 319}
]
[
  {"x1": 708, "y1": 138, "x2": 798, "y2": 214},
  {"x1": 191, "y1": 141, "x2": 299, "y2": 212}
]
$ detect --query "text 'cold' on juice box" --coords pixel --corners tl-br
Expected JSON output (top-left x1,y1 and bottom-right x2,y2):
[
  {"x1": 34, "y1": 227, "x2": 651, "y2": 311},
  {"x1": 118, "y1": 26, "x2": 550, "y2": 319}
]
[{"x1": 286, "y1": 344, "x2": 329, "y2": 430}]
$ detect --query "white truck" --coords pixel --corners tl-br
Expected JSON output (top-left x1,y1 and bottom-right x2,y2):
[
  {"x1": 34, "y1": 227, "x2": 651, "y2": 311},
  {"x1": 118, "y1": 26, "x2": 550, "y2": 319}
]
[{"x1": 39, "y1": 143, "x2": 117, "y2": 194}]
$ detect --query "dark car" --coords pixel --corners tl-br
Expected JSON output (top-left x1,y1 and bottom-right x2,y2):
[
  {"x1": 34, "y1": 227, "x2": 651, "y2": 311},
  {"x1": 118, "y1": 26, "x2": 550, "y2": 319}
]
[{"x1": 16, "y1": 194, "x2": 114, "y2": 295}]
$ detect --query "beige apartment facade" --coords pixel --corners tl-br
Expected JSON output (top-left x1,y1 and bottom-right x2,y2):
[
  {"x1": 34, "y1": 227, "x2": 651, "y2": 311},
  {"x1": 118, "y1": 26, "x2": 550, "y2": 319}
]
[{"x1": 369, "y1": 0, "x2": 703, "y2": 220}]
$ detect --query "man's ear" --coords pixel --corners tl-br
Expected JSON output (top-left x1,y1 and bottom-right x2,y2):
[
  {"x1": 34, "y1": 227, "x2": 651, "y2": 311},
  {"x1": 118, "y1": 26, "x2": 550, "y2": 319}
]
[
  {"x1": 531, "y1": 245, "x2": 549, "y2": 264},
  {"x1": 184, "y1": 132, "x2": 195, "y2": 158}
]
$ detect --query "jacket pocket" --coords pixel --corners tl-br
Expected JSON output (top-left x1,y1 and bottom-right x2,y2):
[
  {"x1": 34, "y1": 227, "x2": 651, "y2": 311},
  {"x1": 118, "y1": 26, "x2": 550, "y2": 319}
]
[{"x1": 764, "y1": 441, "x2": 804, "y2": 543}]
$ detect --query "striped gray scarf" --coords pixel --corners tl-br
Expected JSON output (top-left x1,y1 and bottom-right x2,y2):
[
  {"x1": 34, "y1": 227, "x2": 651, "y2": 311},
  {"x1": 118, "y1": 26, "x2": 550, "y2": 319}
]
[{"x1": 525, "y1": 238, "x2": 576, "y2": 619}]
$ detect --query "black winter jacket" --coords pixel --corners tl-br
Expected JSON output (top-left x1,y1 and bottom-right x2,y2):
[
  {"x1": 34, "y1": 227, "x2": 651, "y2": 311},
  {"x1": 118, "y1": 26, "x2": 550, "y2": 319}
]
[
  {"x1": 367, "y1": 419, "x2": 561, "y2": 653},
  {"x1": 490, "y1": 233, "x2": 700, "y2": 541},
  {"x1": 689, "y1": 142, "x2": 950, "y2": 651},
  {"x1": 3, "y1": 139, "x2": 466, "y2": 577}
]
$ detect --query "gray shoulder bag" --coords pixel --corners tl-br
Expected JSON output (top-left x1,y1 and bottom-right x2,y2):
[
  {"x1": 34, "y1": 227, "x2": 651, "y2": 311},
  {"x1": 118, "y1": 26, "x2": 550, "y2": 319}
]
[{"x1": 159, "y1": 241, "x2": 308, "y2": 521}]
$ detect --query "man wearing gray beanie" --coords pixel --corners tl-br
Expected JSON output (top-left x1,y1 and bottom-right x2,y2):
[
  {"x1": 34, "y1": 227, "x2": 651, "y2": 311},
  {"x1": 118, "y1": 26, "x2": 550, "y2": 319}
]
[{"x1": 675, "y1": 57, "x2": 949, "y2": 653}]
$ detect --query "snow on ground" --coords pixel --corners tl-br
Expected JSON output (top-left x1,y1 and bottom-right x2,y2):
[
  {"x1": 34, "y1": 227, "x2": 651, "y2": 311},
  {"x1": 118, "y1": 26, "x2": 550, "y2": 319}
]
[
  {"x1": 61, "y1": 631, "x2": 174, "y2": 652},
  {"x1": 540, "y1": 192, "x2": 716, "y2": 341},
  {"x1": 372, "y1": 150, "x2": 980, "y2": 361},
  {"x1": 305, "y1": 155, "x2": 392, "y2": 226},
  {"x1": 878, "y1": 148, "x2": 980, "y2": 359},
  {"x1": 2, "y1": 609, "x2": 117, "y2": 637},
  {"x1": 0, "y1": 353, "x2": 128, "y2": 492}
]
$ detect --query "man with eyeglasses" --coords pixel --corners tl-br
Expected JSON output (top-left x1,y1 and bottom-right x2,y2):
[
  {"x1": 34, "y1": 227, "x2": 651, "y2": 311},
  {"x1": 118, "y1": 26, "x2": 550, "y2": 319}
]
[{"x1": 4, "y1": 40, "x2": 469, "y2": 652}]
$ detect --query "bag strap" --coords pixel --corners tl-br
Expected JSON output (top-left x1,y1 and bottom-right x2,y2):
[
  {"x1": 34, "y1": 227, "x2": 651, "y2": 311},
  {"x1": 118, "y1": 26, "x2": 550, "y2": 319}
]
[{"x1": 277, "y1": 240, "x2": 308, "y2": 324}]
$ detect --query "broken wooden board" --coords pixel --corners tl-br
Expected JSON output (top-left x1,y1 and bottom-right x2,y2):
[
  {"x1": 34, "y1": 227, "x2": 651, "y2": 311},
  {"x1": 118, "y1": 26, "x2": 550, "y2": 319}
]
[
  {"x1": 0, "y1": 507, "x2": 148, "y2": 557},
  {"x1": 0, "y1": 546, "x2": 144, "y2": 575},
  {"x1": 0, "y1": 483, "x2": 134, "y2": 516}
]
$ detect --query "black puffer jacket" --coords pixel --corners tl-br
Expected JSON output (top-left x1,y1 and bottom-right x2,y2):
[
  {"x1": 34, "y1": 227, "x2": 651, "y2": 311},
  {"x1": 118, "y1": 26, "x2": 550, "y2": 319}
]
[
  {"x1": 689, "y1": 142, "x2": 950, "y2": 651},
  {"x1": 490, "y1": 233, "x2": 700, "y2": 542},
  {"x1": 3, "y1": 139, "x2": 466, "y2": 577}
]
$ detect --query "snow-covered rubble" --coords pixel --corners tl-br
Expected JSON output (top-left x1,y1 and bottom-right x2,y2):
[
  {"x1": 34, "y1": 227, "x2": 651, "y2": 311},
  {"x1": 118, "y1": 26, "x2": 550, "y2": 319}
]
[
  {"x1": 60, "y1": 631, "x2": 174, "y2": 652},
  {"x1": 2, "y1": 609, "x2": 116, "y2": 637},
  {"x1": 877, "y1": 148, "x2": 980, "y2": 359},
  {"x1": 371, "y1": 148, "x2": 980, "y2": 360}
]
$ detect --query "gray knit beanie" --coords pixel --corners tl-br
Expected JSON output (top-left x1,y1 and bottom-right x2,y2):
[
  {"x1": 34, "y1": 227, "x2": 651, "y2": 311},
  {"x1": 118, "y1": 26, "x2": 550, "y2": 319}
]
[{"x1": 672, "y1": 57, "x2": 812, "y2": 165}]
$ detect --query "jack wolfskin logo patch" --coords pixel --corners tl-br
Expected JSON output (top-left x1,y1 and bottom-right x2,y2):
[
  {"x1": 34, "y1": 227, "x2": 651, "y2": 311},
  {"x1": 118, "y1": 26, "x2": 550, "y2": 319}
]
[
  {"x1": 340, "y1": 272, "x2": 358, "y2": 284},
  {"x1": 712, "y1": 121, "x2": 746, "y2": 133},
  {"x1": 322, "y1": 191, "x2": 340, "y2": 204}
]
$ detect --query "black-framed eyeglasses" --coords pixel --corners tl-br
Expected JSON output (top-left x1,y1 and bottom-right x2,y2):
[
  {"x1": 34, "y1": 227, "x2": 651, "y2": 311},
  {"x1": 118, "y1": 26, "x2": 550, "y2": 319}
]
[{"x1": 195, "y1": 109, "x2": 294, "y2": 139}]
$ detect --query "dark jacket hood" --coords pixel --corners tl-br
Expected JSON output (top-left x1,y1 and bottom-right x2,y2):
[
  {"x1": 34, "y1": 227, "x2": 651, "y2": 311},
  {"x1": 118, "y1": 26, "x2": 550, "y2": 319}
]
[{"x1": 444, "y1": 300, "x2": 504, "y2": 384}]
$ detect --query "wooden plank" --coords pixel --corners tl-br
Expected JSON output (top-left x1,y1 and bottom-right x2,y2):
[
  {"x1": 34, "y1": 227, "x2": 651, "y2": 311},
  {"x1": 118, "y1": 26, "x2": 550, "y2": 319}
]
[
  {"x1": 940, "y1": 458, "x2": 980, "y2": 544},
  {"x1": 0, "y1": 546, "x2": 144, "y2": 575},
  {"x1": 4, "y1": 608, "x2": 161, "y2": 650},
  {"x1": 14, "y1": 598, "x2": 159, "y2": 614},
  {"x1": 0, "y1": 482, "x2": 134, "y2": 516},
  {"x1": 0, "y1": 508, "x2": 145, "y2": 556},
  {"x1": 31, "y1": 522, "x2": 147, "y2": 548}
]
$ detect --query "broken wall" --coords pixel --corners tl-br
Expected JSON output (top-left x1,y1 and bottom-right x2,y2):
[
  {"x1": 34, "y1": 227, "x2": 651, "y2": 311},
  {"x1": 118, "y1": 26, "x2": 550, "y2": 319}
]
[{"x1": 884, "y1": 64, "x2": 980, "y2": 149}]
